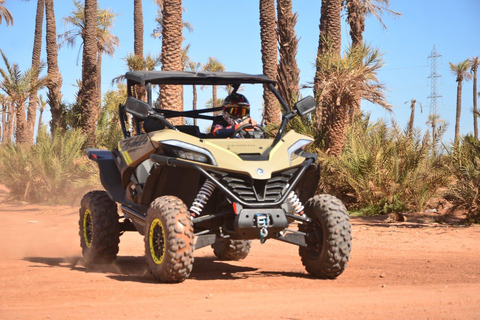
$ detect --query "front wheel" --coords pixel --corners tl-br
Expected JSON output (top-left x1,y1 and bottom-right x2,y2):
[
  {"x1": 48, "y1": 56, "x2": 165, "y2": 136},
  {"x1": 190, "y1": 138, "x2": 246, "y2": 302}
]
[
  {"x1": 144, "y1": 196, "x2": 194, "y2": 283},
  {"x1": 299, "y1": 194, "x2": 351, "y2": 279}
]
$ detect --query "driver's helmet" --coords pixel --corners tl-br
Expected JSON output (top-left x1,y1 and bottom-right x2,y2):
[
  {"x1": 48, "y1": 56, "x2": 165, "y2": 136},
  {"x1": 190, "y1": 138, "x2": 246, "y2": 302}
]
[{"x1": 222, "y1": 93, "x2": 250, "y2": 126}]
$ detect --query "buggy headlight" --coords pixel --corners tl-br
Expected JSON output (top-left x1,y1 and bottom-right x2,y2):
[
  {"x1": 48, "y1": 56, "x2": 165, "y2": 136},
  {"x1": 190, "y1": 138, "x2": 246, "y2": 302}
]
[
  {"x1": 161, "y1": 140, "x2": 217, "y2": 166},
  {"x1": 287, "y1": 139, "x2": 312, "y2": 164}
]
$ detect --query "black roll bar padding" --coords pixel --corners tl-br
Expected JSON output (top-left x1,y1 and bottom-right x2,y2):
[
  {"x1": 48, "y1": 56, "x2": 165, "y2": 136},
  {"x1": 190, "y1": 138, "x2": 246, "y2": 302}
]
[
  {"x1": 118, "y1": 103, "x2": 131, "y2": 138},
  {"x1": 151, "y1": 113, "x2": 176, "y2": 130},
  {"x1": 149, "y1": 153, "x2": 315, "y2": 209},
  {"x1": 266, "y1": 82, "x2": 297, "y2": 148},
  {"x1": 153, "y1": 106, "x2": 223, "y2": 119},
  {"x1": 231, "y1": 84, "x2": 240, "y2": 94},
  {"x1": 267, "y1": 82, "x2": 291, "y2": 116}
]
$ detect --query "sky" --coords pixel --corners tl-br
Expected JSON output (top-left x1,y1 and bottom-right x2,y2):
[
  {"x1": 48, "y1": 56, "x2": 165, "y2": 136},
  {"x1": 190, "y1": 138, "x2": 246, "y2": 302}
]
[{"x1": 1, "y1": 0, "x2": 479, "y2": 143}]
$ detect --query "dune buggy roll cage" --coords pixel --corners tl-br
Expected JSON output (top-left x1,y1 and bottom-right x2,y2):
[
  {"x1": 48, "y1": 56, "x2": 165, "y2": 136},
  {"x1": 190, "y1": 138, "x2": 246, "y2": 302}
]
[{"x1": 120, "y1": 71, "x2": 316, "y2": 148}]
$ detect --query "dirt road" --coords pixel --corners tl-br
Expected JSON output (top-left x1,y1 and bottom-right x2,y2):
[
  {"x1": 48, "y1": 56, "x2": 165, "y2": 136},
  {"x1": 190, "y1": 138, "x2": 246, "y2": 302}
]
[{"x1": 1, "y1": 195, "x2": 479, "y2": 319}]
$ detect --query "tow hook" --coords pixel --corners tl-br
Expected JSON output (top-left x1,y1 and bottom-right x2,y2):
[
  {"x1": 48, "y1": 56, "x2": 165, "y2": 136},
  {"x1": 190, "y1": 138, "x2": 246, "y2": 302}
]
[{"x1": 255, "y1": 213, "x2": 270, "y2": 244}]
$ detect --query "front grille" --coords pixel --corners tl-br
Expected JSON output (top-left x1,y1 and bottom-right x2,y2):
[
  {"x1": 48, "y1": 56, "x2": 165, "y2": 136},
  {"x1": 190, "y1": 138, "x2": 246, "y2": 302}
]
[{"x1": 219, "y1": 168, "x2": 297, "y2": 203}]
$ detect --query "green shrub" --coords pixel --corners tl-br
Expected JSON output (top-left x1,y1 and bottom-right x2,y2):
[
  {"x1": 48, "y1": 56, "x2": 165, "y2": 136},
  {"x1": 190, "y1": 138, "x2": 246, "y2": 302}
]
[
  {"x1": 350, "y1": 195, "x2": 407, "y2": 216},
  {"x1": 0, "y1": 127, "x2": 99, "y2": 204},
  {"x1": 444, "y1": 136, "x2": 480, "y2": 224},
  {"x1": 318, "y1": 116, "x2": 449, "y2": 214}
]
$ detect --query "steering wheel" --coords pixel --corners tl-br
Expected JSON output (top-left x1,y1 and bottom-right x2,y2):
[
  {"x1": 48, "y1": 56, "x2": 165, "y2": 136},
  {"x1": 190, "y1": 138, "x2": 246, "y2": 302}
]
[{"x1": 230, "y1": 123, "x2": 266, "y2": 138}]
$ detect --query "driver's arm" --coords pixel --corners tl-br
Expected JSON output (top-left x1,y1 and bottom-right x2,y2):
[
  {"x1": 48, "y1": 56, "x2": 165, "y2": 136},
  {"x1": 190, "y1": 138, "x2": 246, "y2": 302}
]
[
  {"x1": 211, "y1": 117, "x2": 257, "y2": 138},
  {"x1": 211, "y1": 123, "x2": 236, "y2": 137}
]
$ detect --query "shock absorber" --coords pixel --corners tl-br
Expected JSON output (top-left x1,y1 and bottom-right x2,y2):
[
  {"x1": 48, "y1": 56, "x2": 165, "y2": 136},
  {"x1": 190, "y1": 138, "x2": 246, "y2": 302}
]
[
  {"x1": 287, "y1": 191, "x2": 304, "y2": 215},
  {"x1": 190, "y1": 179, "x2": 216, "y2": 217}
]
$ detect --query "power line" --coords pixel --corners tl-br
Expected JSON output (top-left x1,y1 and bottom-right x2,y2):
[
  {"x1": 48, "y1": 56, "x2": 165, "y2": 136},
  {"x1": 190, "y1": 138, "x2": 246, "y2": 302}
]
[{"x1": 382, "y1": 65, "x2": 429, "y2": 71}]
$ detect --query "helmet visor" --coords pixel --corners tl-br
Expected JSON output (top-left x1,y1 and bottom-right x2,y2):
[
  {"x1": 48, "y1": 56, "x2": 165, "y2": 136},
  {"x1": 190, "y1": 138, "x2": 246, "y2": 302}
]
[{"x1": 226, "y1": 107, "x2": 248, "y2": 118}]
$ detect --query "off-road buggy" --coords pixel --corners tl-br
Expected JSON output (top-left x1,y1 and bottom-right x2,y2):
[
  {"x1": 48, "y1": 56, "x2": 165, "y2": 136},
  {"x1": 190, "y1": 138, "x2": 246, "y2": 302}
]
[{"x1": 79, "y1": 71, "x2": 351, "y2": 283}]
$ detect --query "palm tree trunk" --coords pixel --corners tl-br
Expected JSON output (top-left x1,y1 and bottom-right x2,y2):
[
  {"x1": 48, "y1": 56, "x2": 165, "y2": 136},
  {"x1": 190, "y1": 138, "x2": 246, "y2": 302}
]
[
  {"x1": 277, "y1": 0, "x2": 300, "y2": 110},
  {"x1": 212, "y1": 85, "x2": 217, "y2": 108},
  {"x1": 45, "y1": 0, "x2": 63, "y2": 134},
  {"x1": 134, "y1": 0, "x2": 143, "y2": 57},
  {"x1": 1, "y1": 103, "x2": 6, "y2": 142},
  {"x1": 407, "y1": 100, "x2": 415, "y2": 137},
  {"x1": 318, "y1": 0, "x2": 342, "y2": 55},
  {"x1": 454, "y1": 81, "x2": 463, "y2": 149},
  {"x1": 346, "y1": 0, "x2": 364, "y2": 122},
  {"x1": 325, "y1": 103, "x2": 348, "y2": 157},
  {"x1": 313, "y1": 0, "x2": 347, "y2": 154},
  {"x1": 259, "y1": 0, "x2": 280, "y2": 125},
  {"x1": 472, "y1": 59, "x2": 478, "y2": 139},
  {"x1": 134, "y1": 0, "x2": 146, "y2": 101},
  {"x1": 26, "y1": 0, "x2": 45, "y2": 145},
  {"x1": 81, "y1": 0, "x2": 99, "y2": 147},
  {"x1": 4, "y1": 103, "x2": 14, "y2": 144},
  {"x1": 15, "y1": 102, "x2": 28, "y2": 144},
  {"x1": 192, "y1": 84, "x2": 197, "y2": 126},
  {"x1": 37, "y1": 107, "x2": 44, "y2": 136},
  {"x1": 314, "y1": 0, "x2": 342, "y2": 130},
  {"x1": 97, "y1": 52, "x2": 102, "y2": 109},
  {"x1": 160, "y1": 0, "x2": 183, "y2": 125},
  {"x1": 346, "y1": 0, "x2": 365, "y2": 47}
]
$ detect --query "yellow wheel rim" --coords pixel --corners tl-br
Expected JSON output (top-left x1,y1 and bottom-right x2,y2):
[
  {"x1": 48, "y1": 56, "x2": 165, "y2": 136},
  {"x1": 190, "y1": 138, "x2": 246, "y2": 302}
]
[
  {"x1": 149, "y1": 218, "x2": 166, "y2": 264},
  {"x1": 83, "y1": 209, "x2": 93, "y2": 248}
]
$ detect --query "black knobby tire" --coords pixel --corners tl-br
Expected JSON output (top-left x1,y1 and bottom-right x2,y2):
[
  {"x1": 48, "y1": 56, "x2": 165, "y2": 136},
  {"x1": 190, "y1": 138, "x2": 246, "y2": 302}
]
[
  {"x1": 299, "y1": 194, "x2": 352, "y2": 279},
  {"x1": 144, "y1": 196, "x2": 194, "y2": 283},
  {"x1": 212, "y1": 239, "x2": 252, "y2": 261},
  {"x1": 79, "y1": 191, "x2": 120, "y2": 265}
]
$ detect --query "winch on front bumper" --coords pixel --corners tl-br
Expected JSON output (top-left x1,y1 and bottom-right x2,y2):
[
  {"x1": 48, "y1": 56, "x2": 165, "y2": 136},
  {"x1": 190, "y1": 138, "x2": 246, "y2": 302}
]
[{"x1": 233, "y1": 208, "x2": 288, "y2": 240}]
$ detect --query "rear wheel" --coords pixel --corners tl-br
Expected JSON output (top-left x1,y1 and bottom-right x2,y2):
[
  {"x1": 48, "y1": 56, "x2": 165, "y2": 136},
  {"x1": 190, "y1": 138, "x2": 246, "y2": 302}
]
[
  {"x1": 79, "y1": 191, "x2": 120, "y2": 265},
  {"x1": 299, "y1": 194, "x2": 351, "y2": 279},
  {"x1": 212, "y1": 239, "x2": 251, "y2": 261},
  {"x1": 144, "y1": 196, "x2": 194, "y2": 283}
]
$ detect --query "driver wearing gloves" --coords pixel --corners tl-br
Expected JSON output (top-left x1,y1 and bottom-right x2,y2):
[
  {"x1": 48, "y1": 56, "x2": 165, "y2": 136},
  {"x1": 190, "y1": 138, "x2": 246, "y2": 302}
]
[{"x1": 210, "y1": 93, "x2": 258, "y2": 138}]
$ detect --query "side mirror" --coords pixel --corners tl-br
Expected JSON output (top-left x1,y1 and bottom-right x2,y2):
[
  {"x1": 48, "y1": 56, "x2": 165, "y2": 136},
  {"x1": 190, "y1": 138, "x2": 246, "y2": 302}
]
[
  {"x1": 293, "y1": 96, "x2": 316, "y2": 117},
  {"x1": 124, "y1": 96, "x2": 153, "y2": 120}
]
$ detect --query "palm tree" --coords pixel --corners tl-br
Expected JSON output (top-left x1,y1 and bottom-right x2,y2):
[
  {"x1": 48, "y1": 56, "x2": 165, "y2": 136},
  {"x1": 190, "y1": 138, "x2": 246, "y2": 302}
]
[
  {"x1": 81, "y1": 0, "x2": 99, "y2": 147},
  {"x1": 426, "y1": 113, "x2": 447, "y2": 155},
  {"x1": 405, "y1": 99, "x2": 422, "y2": 138},
  {"x1": 259, "y1": 0, "x2": 280, "y2": 126},
  {"x1": 37, "y1": 94, "x2": 46, "y2": 136},
  {"x1": 185, "y1": 60, "x2": 201, "y2": 125},
  {"x1": 45, "y1": 0, "x2": 63, "y2": 133},
  {"x1": 0, "y1": 93, "x2": 8, "y2": 141},
  {"x1": 26, "y1": 0, "x2": 45, "y2": 145},
  {"x1": 1, "y1": 95, "x2": 15, "y2": 144},
  {"x1": 134, "y1": 0, "x2": 143, "y2": 57},
  {"x1": 112, "y1": 53, "x2": 161, "y2": 83},
  {"x1": 450, "y1": 59, "x2": 473, "y2": 149},
  {"x1": 316, "y1": 44, "x2": 390, "y2": 156},
  {"x1": 276, "y1": 0, "x2": 300, "y2": 111},
  {"x1": 202, "y1": 57, "x2": 225, "y2": 108},
  {"x1": 314, "y1": 0, "x2": 342, "y2": 129},
  {"x1": 151, "y1": 0, "x2": 192, "y2": 40},
  {"x1": 345, "y1": 0, "x2": 400, "y2": 48},
  {"x1": 59, "y1": 0, "x2": 119, "y2": 107},
  {"x1": 0, "y1": 51, "x2": 49, "y2": 144},
  {"x1": 471, "y1": 56, "x2": 479, "y2": 139},
  {"x1": 318, "y1": 0, "x2": 342, "y2": 55},
  {"x1": 159, "y1": 0, "x2": 183, "y2": 125},
  {"x1": 96, "y1": 10, "x2": 119, "y2": 104},
  {"x1": 0, "y1": 0, "x2": 13, "y2": 26},
  {"x1": 345, "y1": 0, "x2": 400, "y2": 121}
]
